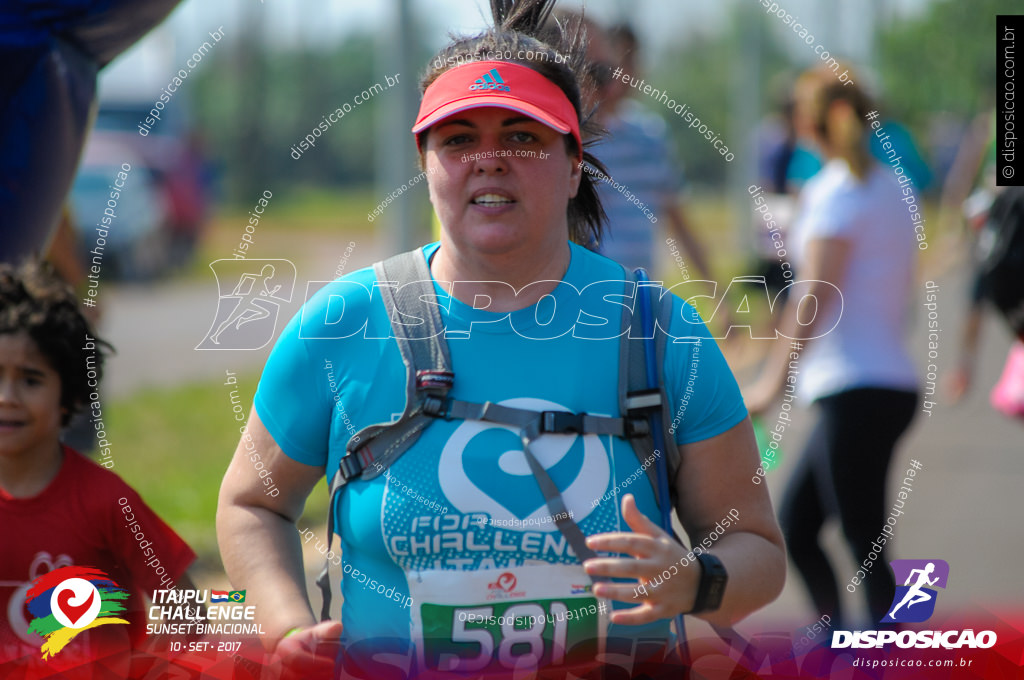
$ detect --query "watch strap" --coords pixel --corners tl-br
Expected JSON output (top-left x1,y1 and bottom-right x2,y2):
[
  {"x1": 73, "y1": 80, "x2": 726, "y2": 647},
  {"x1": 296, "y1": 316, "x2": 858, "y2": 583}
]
[{"x1": 690, "y1": 552, "x2": 728, "y2": 614}]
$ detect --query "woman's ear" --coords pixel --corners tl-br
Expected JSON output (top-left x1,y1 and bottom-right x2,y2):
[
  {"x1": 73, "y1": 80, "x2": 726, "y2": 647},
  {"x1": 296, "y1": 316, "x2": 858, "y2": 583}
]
[{"x1": 568, "y1": 149, "x2": 583, "y2": 199}]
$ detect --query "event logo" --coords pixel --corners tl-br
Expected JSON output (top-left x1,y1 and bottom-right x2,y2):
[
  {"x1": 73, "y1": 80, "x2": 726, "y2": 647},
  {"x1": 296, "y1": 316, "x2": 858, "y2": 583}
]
[
  {"x1": 488, "y1": 573, "x2": 517, "y2": 592},
  {"x1": 197, "y1": 259, "x2": 296, "y2": 350},
  {"x1": 25, "y1": 566, "x2": 129, "y2": 659},
  {"x1": 485, "y1": 571, "x2": 525, "y2": 601},
  {"x1": 882, "y1": 559, "x2": 948, "y2": 623}
]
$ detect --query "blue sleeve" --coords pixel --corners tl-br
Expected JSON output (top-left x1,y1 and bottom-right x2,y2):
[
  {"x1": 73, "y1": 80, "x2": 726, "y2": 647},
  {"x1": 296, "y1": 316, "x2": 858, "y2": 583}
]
[
  {"x1": 253, "y1": 309, "x2": 331, "y2": 467},
  {"x1": 663, "y1": 300, "x2": 748, "y2": 445}
]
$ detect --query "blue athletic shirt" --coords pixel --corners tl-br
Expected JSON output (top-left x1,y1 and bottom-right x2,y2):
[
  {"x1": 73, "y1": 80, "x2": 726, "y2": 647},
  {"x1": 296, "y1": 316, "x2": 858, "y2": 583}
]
[{"x1": 254, "y1": 241, "x2": 747, "y2": 671}]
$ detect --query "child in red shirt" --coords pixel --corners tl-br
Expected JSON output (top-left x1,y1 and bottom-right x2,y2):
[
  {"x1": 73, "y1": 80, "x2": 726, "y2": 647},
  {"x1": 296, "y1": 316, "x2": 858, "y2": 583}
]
[{"x1": 0, "y1": 262, "x2": 197, "y2": 676}]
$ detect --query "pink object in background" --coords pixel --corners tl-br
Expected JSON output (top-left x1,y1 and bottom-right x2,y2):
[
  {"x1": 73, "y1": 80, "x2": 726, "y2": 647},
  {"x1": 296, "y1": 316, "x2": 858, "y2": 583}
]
[{"x1": 990, "y1": 341, "x2": 1024, "y2": 420}]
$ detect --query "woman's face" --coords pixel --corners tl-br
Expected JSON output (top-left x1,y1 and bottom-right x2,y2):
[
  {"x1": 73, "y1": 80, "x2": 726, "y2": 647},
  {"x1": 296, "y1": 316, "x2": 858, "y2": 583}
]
[
  {"x1": 792, "y1": 77, "x2": 825, "y2": 147},
  {"x1": 423, "y1": 105, "x2": 582, "y2": 257}
]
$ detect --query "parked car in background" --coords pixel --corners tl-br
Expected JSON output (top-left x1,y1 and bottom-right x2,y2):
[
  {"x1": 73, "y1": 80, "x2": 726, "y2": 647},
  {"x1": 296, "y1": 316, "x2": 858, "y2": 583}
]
[{"x1": 68, "y1": 103, "x2": 212, "y2": 280}]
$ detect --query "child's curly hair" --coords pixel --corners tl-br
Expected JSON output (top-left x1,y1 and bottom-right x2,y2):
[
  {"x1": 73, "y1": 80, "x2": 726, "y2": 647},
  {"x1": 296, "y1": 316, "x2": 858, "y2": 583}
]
[{"x1": 0, "y1": 261, "x2": 112, "y2": 425}]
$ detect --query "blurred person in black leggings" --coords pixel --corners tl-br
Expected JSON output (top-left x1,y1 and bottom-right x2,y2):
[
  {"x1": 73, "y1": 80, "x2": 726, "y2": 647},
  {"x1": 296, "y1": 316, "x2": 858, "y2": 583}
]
[{"x1": 745, "y1": 65, "x2": 920, "y2": 628}]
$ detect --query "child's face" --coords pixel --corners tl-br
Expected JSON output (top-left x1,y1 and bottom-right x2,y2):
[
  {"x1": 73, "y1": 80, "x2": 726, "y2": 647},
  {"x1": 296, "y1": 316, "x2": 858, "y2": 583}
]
[{"x1": 0, "y1": 332, "x2": 64, "y2": 460}]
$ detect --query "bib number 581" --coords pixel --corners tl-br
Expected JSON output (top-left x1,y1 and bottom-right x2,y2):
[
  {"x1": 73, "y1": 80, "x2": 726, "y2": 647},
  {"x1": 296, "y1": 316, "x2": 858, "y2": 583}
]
[{"x1": 423, "y1": 599, "x2": 595, "y2": 672}]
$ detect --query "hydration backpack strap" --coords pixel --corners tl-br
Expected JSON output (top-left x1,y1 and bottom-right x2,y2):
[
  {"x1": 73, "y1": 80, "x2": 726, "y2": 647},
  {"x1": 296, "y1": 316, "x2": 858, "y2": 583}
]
[
  {"x1": 431, "y1": 398, "x2": 629, "y2": 436},
  {"x1": 619, "y1": 271, "x2": 681, "y2": 509},
  {"x1": 316, "y1": 248, "x2": 452, "y2": 621},
  {"x1": 334, "y1": 249, "x2": 453, "y2": 487},
  {"x1": 519, "y1": 420, "x2": 604, "y2": 573}
]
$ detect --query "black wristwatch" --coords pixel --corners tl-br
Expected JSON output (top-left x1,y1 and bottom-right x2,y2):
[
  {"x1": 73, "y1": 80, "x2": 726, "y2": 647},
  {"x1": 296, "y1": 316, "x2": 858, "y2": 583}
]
[{"x1": 689, "y1": 553, "x2": 728, "y2": 614}]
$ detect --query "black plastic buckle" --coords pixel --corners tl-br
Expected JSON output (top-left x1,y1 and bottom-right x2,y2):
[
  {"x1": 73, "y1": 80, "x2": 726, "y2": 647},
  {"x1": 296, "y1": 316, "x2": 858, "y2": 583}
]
[
  {"x1": 338, "y1": 452, "x2": 364, "y2": 481},
  {"x1": 540, "y1": 411, "x2": 586, "y2": 434},
  {"x1": 624, "y1": 416, "x2": 651, "y2": 439},
  {"x1": 422, "y1": 395, "x2": 450, "y2": 419}
]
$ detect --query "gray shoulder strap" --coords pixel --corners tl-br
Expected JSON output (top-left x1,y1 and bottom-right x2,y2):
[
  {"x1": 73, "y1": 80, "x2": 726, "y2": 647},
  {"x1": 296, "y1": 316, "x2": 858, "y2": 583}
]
[
  {"x1": 342, "y1": 249, "x2": 453, "y2": 480},
  {"x1": 318, "y1": 248, "x2": 452, "y2": 621}
]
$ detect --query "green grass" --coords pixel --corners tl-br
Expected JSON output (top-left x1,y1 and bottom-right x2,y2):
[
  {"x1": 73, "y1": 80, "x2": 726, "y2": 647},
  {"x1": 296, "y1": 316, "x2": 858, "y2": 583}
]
[
  {"x1": 106, "y1": 373, "x2": 329, "y2": 566},
  {"x1": 219, "y1": 186, "x2": 382, "y2": 236},
  {"x1": 167, "y1": 187, "x2": 383, "y2": 284}
]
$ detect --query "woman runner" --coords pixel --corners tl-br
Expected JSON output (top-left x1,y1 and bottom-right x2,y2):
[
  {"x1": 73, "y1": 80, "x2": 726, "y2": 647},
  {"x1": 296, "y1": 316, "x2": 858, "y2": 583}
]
[{"x1": 218, "y1": 2, "x2": 785, "y2": 677}]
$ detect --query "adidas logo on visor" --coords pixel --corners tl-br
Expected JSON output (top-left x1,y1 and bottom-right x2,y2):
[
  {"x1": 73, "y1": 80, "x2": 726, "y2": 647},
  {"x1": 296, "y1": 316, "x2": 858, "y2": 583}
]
[{"x1": 469, "y1": 69, "x2": 511, "y2": 92}]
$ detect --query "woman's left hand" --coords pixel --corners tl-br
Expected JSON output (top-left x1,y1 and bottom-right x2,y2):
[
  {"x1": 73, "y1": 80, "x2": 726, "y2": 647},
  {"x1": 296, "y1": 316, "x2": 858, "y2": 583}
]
[{"x1": 582, "y1": 494, "x2": 699, "y2": 625}]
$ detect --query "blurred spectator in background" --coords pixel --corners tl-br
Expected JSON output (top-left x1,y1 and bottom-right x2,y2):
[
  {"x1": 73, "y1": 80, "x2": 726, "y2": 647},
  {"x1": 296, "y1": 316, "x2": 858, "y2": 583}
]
[
  {"x1": 0, "y1": 0, "x2": 183, "y2": 263},
  {"x1": 746, "y1": 65, "x2": 920, "y2": 628},
  {"x1": 556, "y1": 15, "x2": 715, "y2": 283},
  {"x1": 942, "y1": 107, "x2": 1000, "y2": 403},
  {"x1": 164, "y1": 131, "x2": 214, "y2": 269},
  {"x1": 752, "y1": 84, "x2": 800, "y2": 301},
  {"x1": 784, "y1": 88, "x2": 933, "y2": 197},
  {"x1": 941, "y1": 103, "x2": 1024, "y2": 421}
]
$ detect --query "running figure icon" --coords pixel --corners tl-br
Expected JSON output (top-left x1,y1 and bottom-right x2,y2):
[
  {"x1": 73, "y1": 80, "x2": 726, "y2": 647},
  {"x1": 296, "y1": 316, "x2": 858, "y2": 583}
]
[
  {"x1": 211, "y1": 265, "x2": 280, "y2": 344},
  {"x1": 887, "y1": 562, "x2": 939, "y2": 619},
  {"x1": 197, "y1": 258, "x2": 296, "y2": 351}
]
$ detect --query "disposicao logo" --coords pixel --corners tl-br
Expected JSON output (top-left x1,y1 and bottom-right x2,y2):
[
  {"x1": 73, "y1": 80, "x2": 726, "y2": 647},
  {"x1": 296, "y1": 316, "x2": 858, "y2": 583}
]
[
  {"x1": 832, "y1": 559, "x2": 997, "y2": 650},
  {"x1": 883, "y1": 559, "x2": 948, "y2": 623},
  {"x1": 469, "y1": 69, "x2": 511, "y2": 92},
  {"x1": 25, "y1": 566, "x2": 129, "y2": 659}
]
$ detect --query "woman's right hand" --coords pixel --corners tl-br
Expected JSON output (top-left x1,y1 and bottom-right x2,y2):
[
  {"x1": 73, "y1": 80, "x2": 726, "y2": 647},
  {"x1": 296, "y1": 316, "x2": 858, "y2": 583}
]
[{"x1": 269, "y1": 620, "x2": 344, "y2": 680}]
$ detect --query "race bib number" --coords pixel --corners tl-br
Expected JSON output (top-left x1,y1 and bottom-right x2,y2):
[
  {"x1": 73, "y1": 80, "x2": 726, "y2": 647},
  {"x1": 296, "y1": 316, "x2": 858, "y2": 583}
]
[{"x1": 408, "y1": 565, "x2": 607, "y2": 673}]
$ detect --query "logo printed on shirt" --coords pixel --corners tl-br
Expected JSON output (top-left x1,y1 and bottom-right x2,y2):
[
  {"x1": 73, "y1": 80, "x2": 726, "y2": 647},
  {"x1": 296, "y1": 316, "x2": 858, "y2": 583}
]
[
  {"x1": 438, "y1": 398, "x2": 610, "y2": 527},
  {"x1": 469, "y1": 69, "x2": 511, "y2": 92}
]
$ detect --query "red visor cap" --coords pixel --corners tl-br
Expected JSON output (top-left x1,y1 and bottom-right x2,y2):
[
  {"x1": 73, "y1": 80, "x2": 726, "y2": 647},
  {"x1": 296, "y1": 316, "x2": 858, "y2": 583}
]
[{"x1": 412, "y1": 60, "x2": 582, "y2": 155}]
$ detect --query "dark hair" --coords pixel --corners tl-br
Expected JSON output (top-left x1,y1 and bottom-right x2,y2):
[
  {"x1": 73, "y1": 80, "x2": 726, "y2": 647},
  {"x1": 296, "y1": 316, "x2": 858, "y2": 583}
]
[
  {"x1": 797, "y1": 63, "x2": 874, "y2": 179},
  {"x1": 0, "y1": 261, "x2": 111, "y2": 426},
  {"x1": 418, "y1": 0, "x2": 609, "y2": 246},
  {"x1": 608, "y1": 23, "x2": 638, "y2": 57}
]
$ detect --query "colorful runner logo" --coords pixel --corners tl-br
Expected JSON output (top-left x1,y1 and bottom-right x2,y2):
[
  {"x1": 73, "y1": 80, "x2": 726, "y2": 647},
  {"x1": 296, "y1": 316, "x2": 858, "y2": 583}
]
[
  {"x1": 882, "y1": 559, "x2": 949, "y2": 623},
  {"x1": 25, "y1": 566, "x2": 129, "y2": 659}
]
